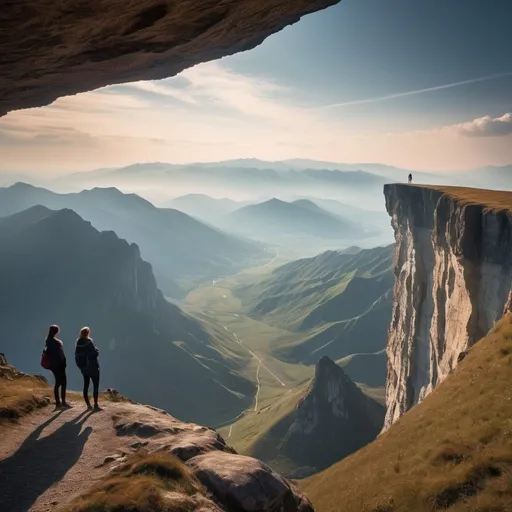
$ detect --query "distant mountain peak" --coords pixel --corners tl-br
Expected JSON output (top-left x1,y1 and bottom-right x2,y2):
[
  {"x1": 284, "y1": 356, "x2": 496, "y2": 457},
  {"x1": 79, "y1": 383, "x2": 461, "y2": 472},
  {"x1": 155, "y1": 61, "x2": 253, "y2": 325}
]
[
  {"x1": 81, "y1": 186, "x2": 124, "y2": 196},
  {"x1": 9, "y1": 181, "x2": 41, "y2": 191}
]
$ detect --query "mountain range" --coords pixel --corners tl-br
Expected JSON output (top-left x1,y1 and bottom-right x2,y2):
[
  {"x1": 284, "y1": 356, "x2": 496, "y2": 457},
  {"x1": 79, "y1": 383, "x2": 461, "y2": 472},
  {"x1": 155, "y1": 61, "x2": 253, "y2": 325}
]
[
  {"x1": 236, "y1": 245, "x2": 394, "y2": 387},
  {"x1": 0, "y1": 205, "x2": 254, "y2": 425},
  {"x1": 44, "y1": 161, "x2": 391, "y2": 211},
  {"x1": 0, "y1": 183, "x2": 264, "y2": 297}
]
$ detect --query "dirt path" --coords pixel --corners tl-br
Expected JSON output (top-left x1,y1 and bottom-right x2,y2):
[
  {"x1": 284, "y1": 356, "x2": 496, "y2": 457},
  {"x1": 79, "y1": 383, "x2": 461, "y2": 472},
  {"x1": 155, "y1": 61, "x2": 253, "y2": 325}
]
[{"x1": 0, "y1": 400, "x2": 142, "y2": 512}]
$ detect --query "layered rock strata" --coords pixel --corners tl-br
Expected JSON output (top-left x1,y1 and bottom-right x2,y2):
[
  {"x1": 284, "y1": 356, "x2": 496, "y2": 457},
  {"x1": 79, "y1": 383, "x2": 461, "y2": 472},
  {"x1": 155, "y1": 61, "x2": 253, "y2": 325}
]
[{"x1": 384, "y1": 184, "x2": 512, "y2": 428}]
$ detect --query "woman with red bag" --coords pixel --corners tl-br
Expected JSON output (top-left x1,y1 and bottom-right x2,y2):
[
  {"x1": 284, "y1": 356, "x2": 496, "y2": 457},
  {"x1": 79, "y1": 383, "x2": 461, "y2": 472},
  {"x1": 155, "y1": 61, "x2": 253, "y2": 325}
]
[{"x1": 44, "y1": 325, "x2": 72, "y2": 409}]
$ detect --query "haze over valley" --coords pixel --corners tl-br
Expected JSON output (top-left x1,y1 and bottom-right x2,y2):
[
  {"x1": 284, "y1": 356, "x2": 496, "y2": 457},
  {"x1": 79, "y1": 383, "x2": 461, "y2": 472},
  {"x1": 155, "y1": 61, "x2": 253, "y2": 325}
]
[{"x1": 1, "y1": 1, "x2": 512, "y2": 511}]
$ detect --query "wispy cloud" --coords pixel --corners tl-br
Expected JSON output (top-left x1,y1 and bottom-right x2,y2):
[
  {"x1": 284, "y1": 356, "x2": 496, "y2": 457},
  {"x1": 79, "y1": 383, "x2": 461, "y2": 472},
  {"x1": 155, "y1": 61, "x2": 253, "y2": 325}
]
[
  {"x1": 317, "y1": 71, "x2": 512, "y2": 110},
  {"x1": 1, "y1": 61, "x2": 511, "y2": 174},
  {"x1": 119, "y1": 81, "x2": 199, "y2": 105}
]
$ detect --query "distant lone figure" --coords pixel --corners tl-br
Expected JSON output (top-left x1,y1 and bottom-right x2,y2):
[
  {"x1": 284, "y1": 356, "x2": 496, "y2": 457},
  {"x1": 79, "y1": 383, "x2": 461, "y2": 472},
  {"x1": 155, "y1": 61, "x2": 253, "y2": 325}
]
[
  {"x1": 45, "y1": 325, "x2": 71, "y2": 409},
  {"x1": 75, "y1": 326, "x2": 101, "y2": 411},
  {"x1": 408, "y1": 173, "x2": 413, "y2": 184}
]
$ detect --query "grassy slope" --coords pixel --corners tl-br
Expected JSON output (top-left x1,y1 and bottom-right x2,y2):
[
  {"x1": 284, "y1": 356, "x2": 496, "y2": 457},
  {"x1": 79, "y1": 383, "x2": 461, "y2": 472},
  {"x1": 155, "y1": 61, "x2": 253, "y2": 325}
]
[
  {"x1": 235, "y1": 246, "x2": 393, "y2": 379},
  {"x1": 0, "y1": 370, "x2": 49, "y2": 426},
  {"x1": 302, "y1": 314, "x2": 512, "y2": 512},
  {"x1": 240, "y1": 246, "x2": 392, "y2": 330}
]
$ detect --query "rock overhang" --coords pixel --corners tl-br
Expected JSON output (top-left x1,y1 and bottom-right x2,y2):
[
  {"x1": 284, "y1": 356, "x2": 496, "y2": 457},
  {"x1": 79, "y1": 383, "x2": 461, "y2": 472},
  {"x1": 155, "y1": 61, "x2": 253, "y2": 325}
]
[{"x1": 1, "y1": 0, "x2": 341, "y2": 117}]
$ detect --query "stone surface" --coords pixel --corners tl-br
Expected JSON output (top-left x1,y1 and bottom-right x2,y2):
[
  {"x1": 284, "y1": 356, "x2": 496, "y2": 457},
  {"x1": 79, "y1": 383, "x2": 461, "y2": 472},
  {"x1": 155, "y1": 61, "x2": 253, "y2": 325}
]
[
  {"x1": 113, "y1": 407, "x2": 232, "y2": 461},
  {"x1": 1, "y1": 0, "x2": 340, "y2": 116},
  {"x1": 187, "y1": 451, "x2": 313, "y2": 512},
  {"x1": 110, "y1": 405, "x2": 313, "y2": 511},
  {"x1": 384, "y1": 184, "x2": 512, "y2": 429}
]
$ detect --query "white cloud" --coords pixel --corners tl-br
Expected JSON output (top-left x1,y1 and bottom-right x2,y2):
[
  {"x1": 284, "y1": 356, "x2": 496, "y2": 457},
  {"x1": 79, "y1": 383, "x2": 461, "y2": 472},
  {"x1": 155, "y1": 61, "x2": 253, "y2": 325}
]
[{"x1": 453, "y1": 113, "x2": 512, "y2": 138}]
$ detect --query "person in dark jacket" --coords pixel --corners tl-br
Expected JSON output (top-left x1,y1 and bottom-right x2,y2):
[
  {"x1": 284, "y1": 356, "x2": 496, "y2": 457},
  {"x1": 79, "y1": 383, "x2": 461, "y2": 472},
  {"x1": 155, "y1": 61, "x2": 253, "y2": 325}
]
[
  {"x1": 45, "y1": 325, "x2": 71, "y2": 409},
  {"x1": 75, "y1": 326, "x2": 101, "y2": 411}
]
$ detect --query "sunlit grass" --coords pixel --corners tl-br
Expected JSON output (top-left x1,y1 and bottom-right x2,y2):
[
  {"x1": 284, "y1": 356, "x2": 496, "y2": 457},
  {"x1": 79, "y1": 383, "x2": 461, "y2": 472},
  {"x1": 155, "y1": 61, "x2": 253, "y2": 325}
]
[
  {"x1": 61, "y1": 452, "x2": 204, "y2": 512},
  {"x1": 0, "y1": 371, "x2": 49, "y2": 426},
  {"x1": 302, "y1": 313, "x2": 512, "y2": 512},
  {"x1": 417, "y1": 185, "x2": 512, "y2": 212}
]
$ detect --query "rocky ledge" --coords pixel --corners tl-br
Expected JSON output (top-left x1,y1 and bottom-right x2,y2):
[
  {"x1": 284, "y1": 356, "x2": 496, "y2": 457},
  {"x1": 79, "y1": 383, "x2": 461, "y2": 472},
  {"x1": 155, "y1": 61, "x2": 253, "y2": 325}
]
[
  {"x1": 384, "y1": 184, "x2": 512, "y2": 429},
  {"x1": 100, "y1": 403, "x2": 313, "y2": 512},
  {"x1": 1, "y1": 0, "x2": 340, "y2": 116}
]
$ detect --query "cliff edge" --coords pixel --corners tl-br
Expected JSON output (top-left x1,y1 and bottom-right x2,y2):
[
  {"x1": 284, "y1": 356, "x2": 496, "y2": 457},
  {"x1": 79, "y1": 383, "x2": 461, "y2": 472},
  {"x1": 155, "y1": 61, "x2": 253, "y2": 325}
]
[{"x1": 384, "y1": 184, "x2": 512, "y2": 428}]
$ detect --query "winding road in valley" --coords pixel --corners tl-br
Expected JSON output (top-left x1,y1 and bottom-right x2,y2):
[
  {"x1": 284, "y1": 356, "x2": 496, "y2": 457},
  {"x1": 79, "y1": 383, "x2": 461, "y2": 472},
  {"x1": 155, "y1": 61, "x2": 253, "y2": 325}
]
[
  {"x1": 207, "y1": 249, "x2": 284, "y2": 438},
  {"x1": 221, "y1": 325, "x2": 286, "y2": 439}
]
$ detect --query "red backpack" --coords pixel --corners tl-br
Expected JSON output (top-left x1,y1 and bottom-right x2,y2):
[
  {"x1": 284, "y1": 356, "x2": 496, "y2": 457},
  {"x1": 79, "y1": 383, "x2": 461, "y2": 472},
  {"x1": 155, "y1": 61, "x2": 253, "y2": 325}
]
[{"x1": 41, "y1": 350, "x2": 52, "y2": 370}]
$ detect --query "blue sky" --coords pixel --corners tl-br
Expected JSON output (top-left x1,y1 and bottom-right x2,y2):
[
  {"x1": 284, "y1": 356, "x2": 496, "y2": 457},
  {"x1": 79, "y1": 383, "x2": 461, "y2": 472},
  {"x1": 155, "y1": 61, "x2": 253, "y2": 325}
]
[
  {"x1": 225, "y1": 0, "x2": 512, "y2": 129},
  {"x1": 1, "y1": 0, "x2": 511, "y2": 174}
]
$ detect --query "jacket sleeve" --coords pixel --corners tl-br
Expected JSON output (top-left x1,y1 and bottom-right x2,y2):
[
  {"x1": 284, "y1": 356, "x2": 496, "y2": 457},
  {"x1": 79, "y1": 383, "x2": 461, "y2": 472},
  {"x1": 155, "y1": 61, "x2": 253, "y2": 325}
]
[{"x1": 87, "y1": 342, "x2": 99, "y2": 360}]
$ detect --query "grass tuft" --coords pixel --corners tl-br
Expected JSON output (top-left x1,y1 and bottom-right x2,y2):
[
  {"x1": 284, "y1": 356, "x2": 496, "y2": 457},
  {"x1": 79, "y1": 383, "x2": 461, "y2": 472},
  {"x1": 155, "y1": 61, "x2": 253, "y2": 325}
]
[{"x1": 61, "y1": 452, "x2": 205, "y2": 512}]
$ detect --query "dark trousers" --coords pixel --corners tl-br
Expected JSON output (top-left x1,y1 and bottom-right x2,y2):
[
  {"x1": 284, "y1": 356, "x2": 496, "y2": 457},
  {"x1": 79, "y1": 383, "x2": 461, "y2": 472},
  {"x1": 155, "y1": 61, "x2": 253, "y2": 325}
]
[
  {"x1": 82, "y1": 371, "x2": 100, "y2": 406},
  {"x1": 51, "y1": 366, "x2": 67, "y2": 404}
]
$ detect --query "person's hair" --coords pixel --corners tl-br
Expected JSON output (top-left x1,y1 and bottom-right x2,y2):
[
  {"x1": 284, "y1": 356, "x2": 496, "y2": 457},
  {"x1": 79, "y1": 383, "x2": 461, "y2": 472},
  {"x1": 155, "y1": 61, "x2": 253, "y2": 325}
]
[
  {"x1": 80, "y1": 326, "x2": 91, "y2": 338},
  {"x1": 47, "y1": 325, "x2": 59, "y2": 339}
]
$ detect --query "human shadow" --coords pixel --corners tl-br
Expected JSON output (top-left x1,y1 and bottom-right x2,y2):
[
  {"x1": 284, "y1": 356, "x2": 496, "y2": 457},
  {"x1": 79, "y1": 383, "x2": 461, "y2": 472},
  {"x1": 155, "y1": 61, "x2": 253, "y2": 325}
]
[{"x1": 0, "y1": 410, "x2": 93, "y2": 512}]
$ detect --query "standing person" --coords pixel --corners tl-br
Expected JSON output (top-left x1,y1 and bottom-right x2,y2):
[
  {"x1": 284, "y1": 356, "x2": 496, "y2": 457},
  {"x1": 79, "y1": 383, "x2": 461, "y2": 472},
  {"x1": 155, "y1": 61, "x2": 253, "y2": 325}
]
[
  {"x1": 75, "y1": 326, "x2": 101, "y2": 411},
  {"x1": 408, "y1": 173, "x2": 413, "y2": 184},
  {"x1": 45, "y1": 325, "x2": 71, "y2": 409}
]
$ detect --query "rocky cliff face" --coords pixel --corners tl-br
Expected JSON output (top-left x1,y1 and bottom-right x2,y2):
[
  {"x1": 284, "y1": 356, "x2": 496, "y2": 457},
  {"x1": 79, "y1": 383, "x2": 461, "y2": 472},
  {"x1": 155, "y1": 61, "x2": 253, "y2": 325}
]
[
  {"x1": 384, "y1": 184, "x2": 512, "y2": 428},
  {"x1": 1, "y1": 0, "x2": 340, "y2": 116},
  {"x1": 279, "y1": 357, "x2": 384, "y2": 475}
]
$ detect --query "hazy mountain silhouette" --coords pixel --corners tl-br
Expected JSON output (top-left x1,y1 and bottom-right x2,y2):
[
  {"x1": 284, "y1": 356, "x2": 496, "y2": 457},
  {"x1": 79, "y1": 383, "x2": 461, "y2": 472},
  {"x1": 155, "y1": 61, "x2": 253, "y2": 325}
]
[
  {"x1": 165, "y1": 194, "x2": 247, "y2": 223},
  {"x1": 223, "y1": 198, "x2": 360, "y2": 240},
  {"x1": 0, "y1": 206, "x2": 254, "y2": 425},
  {"x1": 0, "y1": 183, "x2": 263, "y2": 297},
  {"x1": 51, "y1": 161, "x2": 391, "y2": 210}
]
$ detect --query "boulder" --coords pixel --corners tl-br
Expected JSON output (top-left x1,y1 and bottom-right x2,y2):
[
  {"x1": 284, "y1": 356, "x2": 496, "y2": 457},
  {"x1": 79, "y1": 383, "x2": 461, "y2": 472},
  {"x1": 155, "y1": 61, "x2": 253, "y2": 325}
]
[{"x1": 187, "y1": 451, "x2": 314, "y2": 512}]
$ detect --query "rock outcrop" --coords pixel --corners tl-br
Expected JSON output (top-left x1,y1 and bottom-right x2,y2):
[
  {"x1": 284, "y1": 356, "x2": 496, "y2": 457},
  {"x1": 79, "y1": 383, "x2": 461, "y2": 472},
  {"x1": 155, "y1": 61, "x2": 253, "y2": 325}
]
[
  {"x1": 384, "y1": 184, "x2": 512, "y2": 428},
  {"x1": 104, "y1": 403, "x2": 314, "y2": 512},
  {"x1": 0, "y1": 352, "x2": 46, "y2": 383},
  {"x1": 1, "y1": 0, "x2": 340, "y2": 116},
  {"x1": 278, "y1": 357, "x2": 384, "y2": 476}
]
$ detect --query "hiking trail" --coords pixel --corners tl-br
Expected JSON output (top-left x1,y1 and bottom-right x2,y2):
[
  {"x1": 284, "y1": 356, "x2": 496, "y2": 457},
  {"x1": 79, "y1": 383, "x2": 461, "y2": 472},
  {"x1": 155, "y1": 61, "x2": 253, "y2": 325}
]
[{"x1": 0, "y1": 400, "x2": 166, "y2": 512}]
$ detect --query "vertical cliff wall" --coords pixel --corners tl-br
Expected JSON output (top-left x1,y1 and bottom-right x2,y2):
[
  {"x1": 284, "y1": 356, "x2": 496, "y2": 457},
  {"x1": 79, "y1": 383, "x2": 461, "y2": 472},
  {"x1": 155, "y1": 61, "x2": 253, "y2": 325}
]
[{"x1": 383, "y1": 184, "x2": 512, "y2": 429}]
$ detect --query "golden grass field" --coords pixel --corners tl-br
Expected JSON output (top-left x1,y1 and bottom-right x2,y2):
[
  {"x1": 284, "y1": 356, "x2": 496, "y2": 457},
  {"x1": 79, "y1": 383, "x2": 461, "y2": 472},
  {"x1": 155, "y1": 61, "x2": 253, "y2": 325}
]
[
  {"x1": 413, "y1": 184, "x2": 512, "y2": 213},
  {"x1": 302, "y1": 313, "x2": 512, "y2": 512}
]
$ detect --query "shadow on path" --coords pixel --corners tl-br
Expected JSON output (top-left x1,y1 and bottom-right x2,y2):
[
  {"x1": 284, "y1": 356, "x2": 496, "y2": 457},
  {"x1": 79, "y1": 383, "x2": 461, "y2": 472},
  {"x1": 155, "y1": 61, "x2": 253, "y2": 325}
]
[{"x1": 0, "y1": 410, "x2": 93, "y2": 512}]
